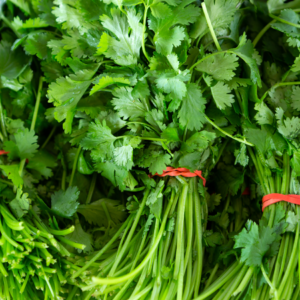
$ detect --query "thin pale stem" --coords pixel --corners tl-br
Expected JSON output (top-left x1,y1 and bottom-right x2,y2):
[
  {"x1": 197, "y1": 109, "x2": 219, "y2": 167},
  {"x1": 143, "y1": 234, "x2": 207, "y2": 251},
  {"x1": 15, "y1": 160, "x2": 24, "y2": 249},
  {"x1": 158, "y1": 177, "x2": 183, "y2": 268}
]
[
  {"x1": 41, "y1": 126, "x2": 57, "y2": 149},
  {"x1": 261, "y1": 81, "x2": 300, "y2": 102},
  {"x1": 270, "y1": 13, "x2": 300, "y2": 28},
  {"x1": 86, "y1": 173, "x2": 97, "y2": 204},
  {"x1": 201, "y1": 3, "x2": 221, "y2": 51},
  {"x1": 205, "y1": 116, "x2": 254, "y2": 146},
  {"x1": 142, "y1": 6, "x2": 150, "y2": 61},
  {"x1": 69, "y1": 146, "x2": 81, "y2": 188},
  {"x1": 253, "y1": 20, "x2": 276, "y2": 47}
]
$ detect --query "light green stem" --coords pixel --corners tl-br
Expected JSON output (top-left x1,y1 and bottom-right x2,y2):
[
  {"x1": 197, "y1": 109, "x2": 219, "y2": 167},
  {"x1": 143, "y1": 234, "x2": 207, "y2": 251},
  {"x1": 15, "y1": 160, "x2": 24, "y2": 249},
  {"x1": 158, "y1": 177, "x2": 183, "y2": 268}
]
[
  {"x1": 142, "y1": 6, "x2": 150, "y2": 61},
  {"x1": 270, "y1": 13, "x2": 300, "y2": 28},
  {"x1": 69, "y1": 146, "x2": 81, "y2": 187},
  {"x1": 261, "y1": 82, "x2": 300, "y2": 102},
  {"x1": 201, "y1": 3, "x2": 221, "y2": 51},
  {"x1": 206, "y1": 116, "x2": 254, "y2": 146},
  {"x1": 261, "y1": 263, "x2": 278, "y2": 300},
  {"x1": 253, "y1": 20, "x2": 276, "y2": 47}
]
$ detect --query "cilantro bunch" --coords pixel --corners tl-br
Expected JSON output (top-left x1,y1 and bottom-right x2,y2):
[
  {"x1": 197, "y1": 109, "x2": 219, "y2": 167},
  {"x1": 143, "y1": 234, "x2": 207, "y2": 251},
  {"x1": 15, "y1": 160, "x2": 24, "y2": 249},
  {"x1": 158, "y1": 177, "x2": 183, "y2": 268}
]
[
  {"x1": 195, "y1": 2, "x2": 300, "y2": 300},
  {"x1": 2, "y1": 0, "x2": 300, "y2": 299}
]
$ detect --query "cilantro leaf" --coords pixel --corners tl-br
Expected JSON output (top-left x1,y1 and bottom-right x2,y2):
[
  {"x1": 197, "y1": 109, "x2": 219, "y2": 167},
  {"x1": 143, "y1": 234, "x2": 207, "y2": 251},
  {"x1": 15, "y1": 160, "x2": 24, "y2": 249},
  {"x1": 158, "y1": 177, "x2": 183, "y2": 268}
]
[
  {"x1": 114, "y1": 145, "x2": 134, "y2": 170},
  {"x1": 276, "y1": 107, "x2": 300, "y2": 140},
  {"x1": 211, "y1": 81, "x2": 234, "y2": 110},
  {"x1": 254, "y1": 102, "x2": 274, "y2": 126},
  {"x1": 48, "y1": 66, "x2": 99, "y2": 133},
  {"x1": 149, "y1": 0, "x2": 200, "y2": 55},
  {"x1": 291, "y1": 86, "x2": 300, "y2": 111},
  {"x1": 231, "y1": 34, "x2": 262, "y2": 87},
  {"x1": 65, "y1": 219, "x2": 93, "y2": 253},
  {"x1": 0, "y1": 164, "x2": 23, "y2": 187},
  {"x1": 80, "y1": 119, "x2": 116, "y2": 160},
  {"x1": 4, "y1": 128, "x2": 39, "y2": 160},
  {"x1": 78, "y1": 198, "x2": 127, "y2": 227},
  {"x1": 24, "y1": 32, "x2": 55, "y2": 60},
  {"x1": 234, "y1": 143, "x2": 249, "y2": 167},
  {"x1": 191, "y1": 0, "x2": 239, "y2": 39},
  {"x1": 234, "y1": 222, "x2": 280, "y2": 267},
  {"x1": 112, "y1": 87, "x2": 148, "y2": 119},
  {"x1": 9, "y1": 188, "x2": 30, "y2": 219},
  {"x1": 51, "y1": 186, "x2": 80, "y2": 218},
  {"x1": 97, "y1": 9, "x2": 144, "y2": 66},
  {"x1": 0, "y1": 41, "x2": 30, "y2": 79},
  {"x1": 155, "y1": 70, "x2": 191, "y2": 100},
  {"x1": 196, "y1": 53, "x2": 238, "y2": 81},
  {"x1": 52, "y1": 0, "x2": 95, "y2": 34},
  {"x1": 90, "y1": 76, "x2": 131, "y2": 95}
]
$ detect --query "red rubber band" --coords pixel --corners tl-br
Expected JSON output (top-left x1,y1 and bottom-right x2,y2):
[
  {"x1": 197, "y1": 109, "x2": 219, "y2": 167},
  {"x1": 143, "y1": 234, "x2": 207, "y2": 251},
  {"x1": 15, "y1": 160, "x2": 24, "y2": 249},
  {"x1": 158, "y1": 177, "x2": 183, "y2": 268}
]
[
  {"x1": 262, "y1": 193, "x2": 300, "y2": 211},
  {"x1": 150, "y1": 167, "x2": 206, "y2": 186},
  {"x1": 242, "y1": 187, "x2": 250, "y2": 195}
]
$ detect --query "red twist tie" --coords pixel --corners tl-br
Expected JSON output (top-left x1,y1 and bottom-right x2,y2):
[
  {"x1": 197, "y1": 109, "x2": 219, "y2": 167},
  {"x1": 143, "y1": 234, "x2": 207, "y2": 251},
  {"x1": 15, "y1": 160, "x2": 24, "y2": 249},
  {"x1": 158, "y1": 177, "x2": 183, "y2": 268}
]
[
  {"x1": 150, "y1": 167, "x2": 206, "y2": 186},
  {"x1": 262, "y1": 193, "x2": 300, "y2": 211},
  {"x1": 0, "y1": 150, "x2": 9, "y2": 155},
  {"x1": 242, "y1": 187, "x2": 250, "y2": 195}
]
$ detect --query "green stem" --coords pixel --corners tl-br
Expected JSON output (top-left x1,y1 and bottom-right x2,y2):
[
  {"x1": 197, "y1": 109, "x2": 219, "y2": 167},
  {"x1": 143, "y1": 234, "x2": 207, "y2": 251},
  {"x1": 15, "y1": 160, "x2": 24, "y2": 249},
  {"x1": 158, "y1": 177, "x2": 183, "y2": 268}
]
[
  {"x1": 253, "y1": 20, "x2": 276, "y2": 47},
  {"x1": 0, "y1": 178, "x2": 13, "y2": 186},
  {"x1": 66, "y1": 286, "x2": 78, "y2": 300},
  {"x1": 142, "y1": 6, "x2": 150, "y2": 61},
  {"x1": 261, "y1": 263, "x2": 278, "y2": 300},
  {"x1": 201, "y1": 3, "x2": 221, "y2": 51},
  {"x1": 69, "y1": 146, "x2": 81, "y2": 188},
  {"x1": 72, "y1": 217, "x2": 131, "y2": 279},
  {"x1": 278, "y1": 219, "x2": 300, "y2": 297},
  {"x1": 194, "y1": 261, "x2": 242, "y2": 300},
  {"x1": 19, "y1": 77, "x2": 44, "y2": 178},
  {"x1": 206, "y1": 116, "x2": 254, "y2": 146},
  {"x1": 48, "y1": 226, "x2": 75, "y2": 236},
  {"x1": 0, "y1": 96, "x2": 7, "y2": 141},
  {"x1": 86, "y1": 173, "x2": 97, "y2": 204},
  {"x1": 57, "y1": 236, "x2": 85, "y2": 250},
  {"x1": 30, "y1": 77, "x2": 44, "y2": 132},
  {"x1": 41, "y1": 126, "x2": 57, "y2": 149},
  {"x1": 194, "y1": 177, "x2": 203, "y2": 297},
  {"x1": 204, "y1": 263, "x2": 219, "y2": 290},
  {"x1": 270, "y1": 13, "x2": 300, "y2": 28},
  {"x1": 92, "y1": 192, "x2": 174, "y2": 285},
  {"x1": 247, "y1": 147, "x2": 267, "y2": 195},
  {"x1": 261, "y1": 82, "x2": 300, "y2": 102},
  {"x1": 174, "y1": 184, "x2": 188, "y2": 279},
  {"x1": 232, "y1": 266, "x2": 253, "y2": 296},
  {"x1": 61, "y1": 152, "x2": 67, "y2": 191}
]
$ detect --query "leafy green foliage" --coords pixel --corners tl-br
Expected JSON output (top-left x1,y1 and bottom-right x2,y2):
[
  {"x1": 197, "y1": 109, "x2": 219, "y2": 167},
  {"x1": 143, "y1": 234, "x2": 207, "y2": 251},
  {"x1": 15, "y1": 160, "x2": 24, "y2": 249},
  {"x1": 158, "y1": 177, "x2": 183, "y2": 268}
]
[
  {"x1": 97, "y1": 9, "x2": 144, "y2": 65},
  {"x1": 191, "y1": 0, "x2": 239, "y2": 39},
  {"x1": 4, "y1": 129, "x2": 38, "y2": 160},
  {"x1": 65, "y1": 219, "x2": 93, "y2": 253},
  {"x1": 0, "y1": 164, "x2": 23, "y2": 187},
  {"x1": 78, "y1": 198, "x2": 127, "y2": 227},
  {"x1": 211, "y1": 81, "x2": 234, "y2": 110},
  {"x1": 149, "y1": 0, "x2": 200, "y2": 55},
  {"x1": 196, "y1": 53, "x2": 238, "y2": 81},
  {"x1": 51, "y1": 186, "x2": 80, "y2": 218},
  {"x1": 9, "y1": 188, "x2": 30, "y2": 219},
  {"x1": 178, "y1": 83, "x2": 207, "y2": 130},
  {"x1": 234, "y1": 221, "x2": 278, "y2": 266},
  {"x1": 0, "y1": 41, "x2": 30, "y2": 79},
  {"x1": 48, "y1": 66, "x2": 99, "y2": 133}
]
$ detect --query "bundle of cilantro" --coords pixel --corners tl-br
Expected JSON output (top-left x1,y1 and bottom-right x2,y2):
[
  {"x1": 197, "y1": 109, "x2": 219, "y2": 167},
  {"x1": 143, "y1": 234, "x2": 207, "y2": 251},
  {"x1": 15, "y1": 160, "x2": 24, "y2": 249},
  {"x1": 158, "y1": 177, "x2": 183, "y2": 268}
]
[
  {"x1": 195, "y1": 2, "x2": 300, "y2": 300},
  {"x1": 2, "y1": 0, "x2": 300, "y2": 299}
]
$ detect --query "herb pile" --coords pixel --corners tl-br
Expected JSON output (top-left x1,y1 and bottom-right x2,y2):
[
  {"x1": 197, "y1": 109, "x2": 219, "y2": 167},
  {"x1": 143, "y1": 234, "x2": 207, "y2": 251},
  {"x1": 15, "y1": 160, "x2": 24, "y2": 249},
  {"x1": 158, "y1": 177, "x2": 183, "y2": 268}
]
[{"x1": 1, "y1": 0, "x2": 300, "y2": 299}]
